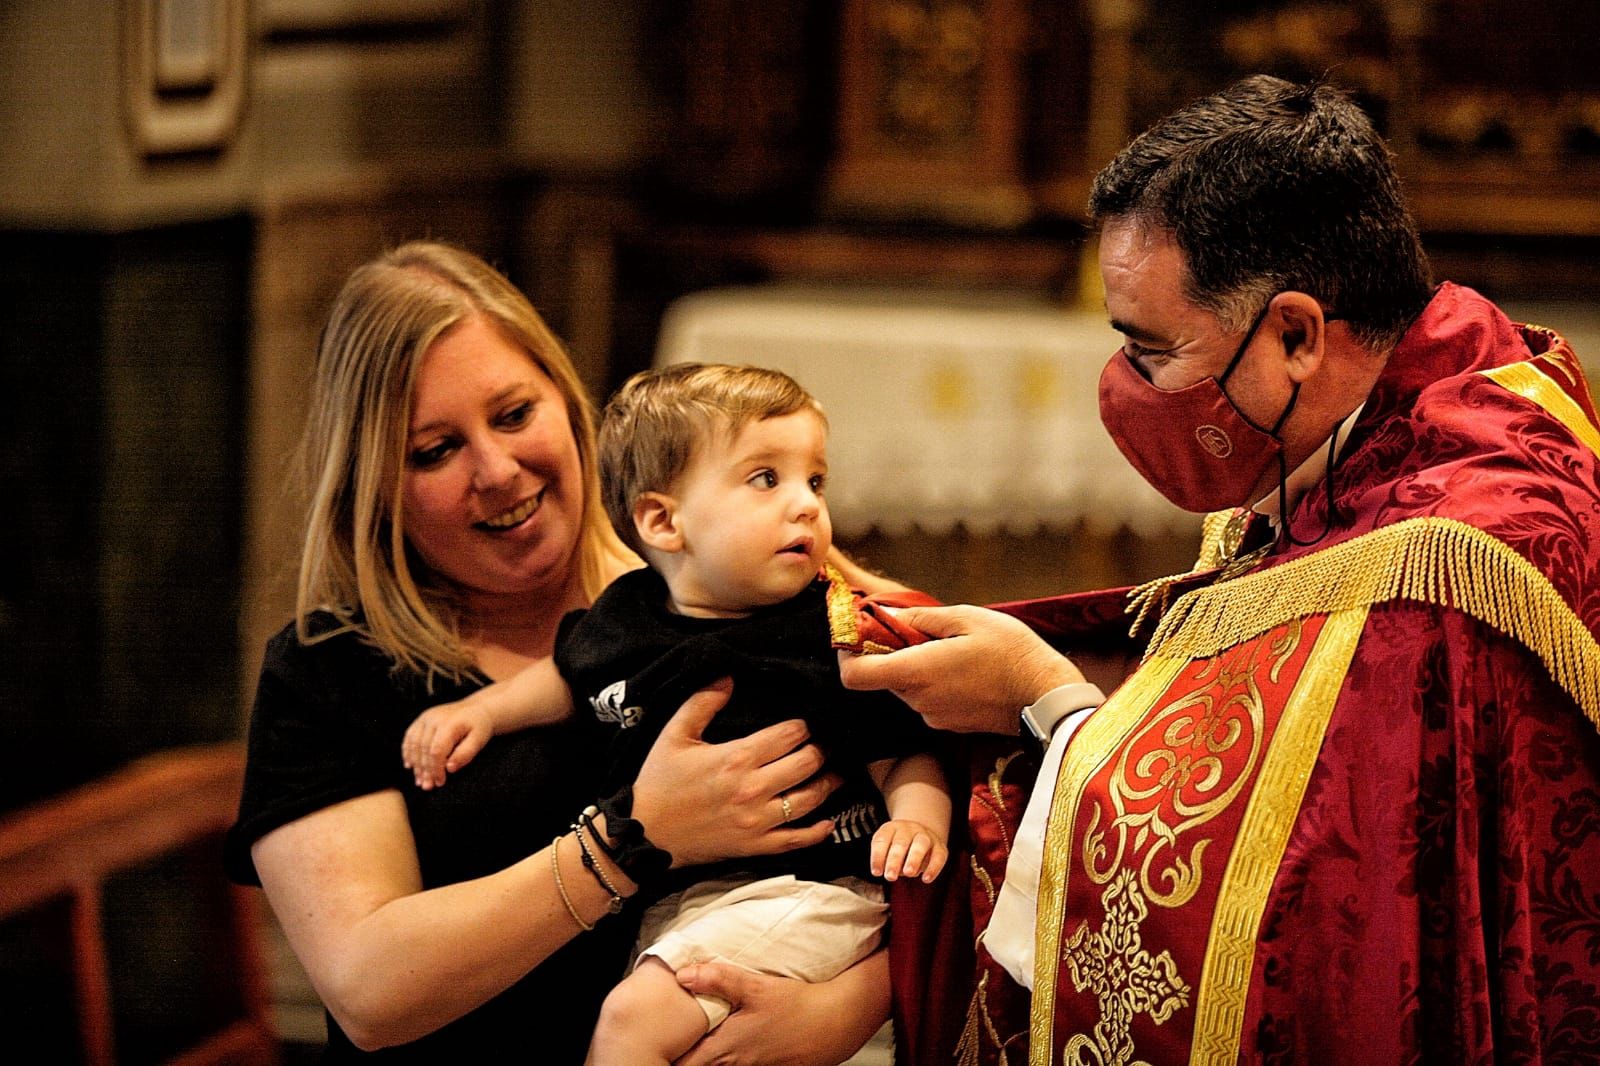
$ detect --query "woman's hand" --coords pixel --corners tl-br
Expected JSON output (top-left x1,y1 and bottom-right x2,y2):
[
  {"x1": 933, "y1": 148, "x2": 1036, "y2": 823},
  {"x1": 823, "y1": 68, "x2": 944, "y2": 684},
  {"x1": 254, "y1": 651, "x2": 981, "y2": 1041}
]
[
  {"x1": 632, "y1": 678, "x2": 842, "y2": 868},
  {"x1": 837, "y1": 604, "x2": 1085, "y2": 734},
  {"x1": 674, "y1": 953, "x2": 891, "y2": 1066}
]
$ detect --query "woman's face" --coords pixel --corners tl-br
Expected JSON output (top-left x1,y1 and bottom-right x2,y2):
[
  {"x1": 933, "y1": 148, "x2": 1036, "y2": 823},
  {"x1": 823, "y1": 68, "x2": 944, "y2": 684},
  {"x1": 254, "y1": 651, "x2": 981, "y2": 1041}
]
[{"x1": 400, "y1": 314, "x2": 586, "y2": 606}]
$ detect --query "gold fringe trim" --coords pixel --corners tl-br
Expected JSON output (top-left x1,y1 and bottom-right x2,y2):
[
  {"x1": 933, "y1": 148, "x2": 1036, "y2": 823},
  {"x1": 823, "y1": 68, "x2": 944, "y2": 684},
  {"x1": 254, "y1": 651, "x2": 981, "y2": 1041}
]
[
  {"x1": 1145, "y1": 516, "x2": 1600, "y2": 734},
  {"x1": 823, "y1": 563, "x2": 859, "y2": 647}
]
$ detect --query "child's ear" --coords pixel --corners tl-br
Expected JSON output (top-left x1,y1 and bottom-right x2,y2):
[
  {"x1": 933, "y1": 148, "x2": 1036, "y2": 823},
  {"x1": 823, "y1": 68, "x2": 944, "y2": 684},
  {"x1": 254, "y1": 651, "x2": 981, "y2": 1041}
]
[{"x1": 633, "y1": 492, "x2": 684, "y2": 554}]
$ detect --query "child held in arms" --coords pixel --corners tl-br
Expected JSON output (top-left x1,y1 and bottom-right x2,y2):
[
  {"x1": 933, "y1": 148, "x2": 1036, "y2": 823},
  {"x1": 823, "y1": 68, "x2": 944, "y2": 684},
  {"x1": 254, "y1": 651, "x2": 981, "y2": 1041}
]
[{"x1": 402, "y1": 362, "x2": 950, "y2": 1065}]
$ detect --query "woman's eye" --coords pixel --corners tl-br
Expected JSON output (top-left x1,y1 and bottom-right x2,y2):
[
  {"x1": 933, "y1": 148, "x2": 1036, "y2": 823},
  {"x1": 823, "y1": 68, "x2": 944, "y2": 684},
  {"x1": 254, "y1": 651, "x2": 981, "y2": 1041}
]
[
  {"x1": 409, "y1": 440, "x2": 455, "y2": 469},
  {"x1": 497, "y1": 401, "x2": 533, "y2": 429},
  {"x1": 750, "y1": 470, "x2": 778, "y2": 489}
]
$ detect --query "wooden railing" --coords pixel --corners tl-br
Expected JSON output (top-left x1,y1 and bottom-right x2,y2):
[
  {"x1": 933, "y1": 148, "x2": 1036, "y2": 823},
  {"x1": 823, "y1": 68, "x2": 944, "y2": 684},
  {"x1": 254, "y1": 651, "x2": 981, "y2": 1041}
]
[{"x1": 0, "y1": 743, "x2": 277, "y2": 1065}]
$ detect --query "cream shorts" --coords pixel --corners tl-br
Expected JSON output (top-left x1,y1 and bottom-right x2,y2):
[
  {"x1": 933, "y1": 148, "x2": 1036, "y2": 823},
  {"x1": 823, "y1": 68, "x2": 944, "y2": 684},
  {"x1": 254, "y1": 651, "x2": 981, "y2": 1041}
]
[{"x1": 634, "y1": 873, "x2": 888, "y2": 1030}]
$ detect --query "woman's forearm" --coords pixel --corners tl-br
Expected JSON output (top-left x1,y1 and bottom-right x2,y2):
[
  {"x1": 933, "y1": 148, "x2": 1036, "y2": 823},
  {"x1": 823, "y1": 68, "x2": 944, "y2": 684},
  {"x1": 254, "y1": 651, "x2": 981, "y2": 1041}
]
[{"x1": 254, "y1": 793, "x2": 630, "y2": 1049}]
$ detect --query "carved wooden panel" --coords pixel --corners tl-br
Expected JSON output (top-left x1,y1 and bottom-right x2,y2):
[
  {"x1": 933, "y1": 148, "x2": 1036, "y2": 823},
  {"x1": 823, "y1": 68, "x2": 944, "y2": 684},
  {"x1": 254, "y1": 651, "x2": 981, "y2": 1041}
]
[{"x1": 826, "y1": 0, "x2": 1032, "y2": 227}]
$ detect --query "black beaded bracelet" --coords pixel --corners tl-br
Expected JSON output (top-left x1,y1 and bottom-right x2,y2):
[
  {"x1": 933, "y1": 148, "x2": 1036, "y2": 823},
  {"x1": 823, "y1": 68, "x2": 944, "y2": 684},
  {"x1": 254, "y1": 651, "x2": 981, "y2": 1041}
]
[
  {"x1": 569, "y1": 820, "x2": 626, "y2": 915},
  {"x1": 593, "y1": 786, "x2": 673, "y2": 886}
]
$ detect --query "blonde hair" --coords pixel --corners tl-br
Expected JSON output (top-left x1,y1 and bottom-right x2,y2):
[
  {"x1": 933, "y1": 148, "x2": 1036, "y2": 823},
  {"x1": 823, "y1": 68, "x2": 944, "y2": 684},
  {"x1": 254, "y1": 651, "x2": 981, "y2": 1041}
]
[
  {"x1": 296, "y1": 241, "x2": 635, "y2": 680},
  {"x1": 598, "y1": 363, "x2": 826, "y2": 556}
]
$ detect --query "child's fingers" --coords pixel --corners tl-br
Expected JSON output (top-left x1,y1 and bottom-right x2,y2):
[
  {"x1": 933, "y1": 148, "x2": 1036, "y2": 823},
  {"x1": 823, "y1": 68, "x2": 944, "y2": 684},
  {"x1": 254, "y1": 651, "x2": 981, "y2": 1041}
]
[
  {"x1": 870, "y1": 826, "x2": 892, "y2": 878},
  {"x1": 921, "y1": 843, "x2": 949, "y2": 882},
  {"x1": 882, "y1": 835, "x2": 910, "y2": 881},
  {"x1": 446, "y1": 729, "x2": 488, "y2": 772},
  {"x1": 902, "y1": 834, "x2": 930, "y2": 877}
]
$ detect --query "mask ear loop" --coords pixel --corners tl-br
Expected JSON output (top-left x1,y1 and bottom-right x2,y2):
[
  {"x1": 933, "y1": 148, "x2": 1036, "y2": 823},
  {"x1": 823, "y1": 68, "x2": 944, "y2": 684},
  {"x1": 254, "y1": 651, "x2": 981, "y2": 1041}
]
[
  {"x1": 1277, "y1": 414, "x2": 1341, "y2": 548},
  {"x1": 1276, "y1": 309, "x2": 1347, "y2": 548}
]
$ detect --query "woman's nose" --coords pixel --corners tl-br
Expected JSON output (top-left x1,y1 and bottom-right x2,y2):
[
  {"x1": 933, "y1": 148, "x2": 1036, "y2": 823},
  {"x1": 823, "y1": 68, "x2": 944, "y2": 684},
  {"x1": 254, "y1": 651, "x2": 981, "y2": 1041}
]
[{"x1": 471, "y1": 439, "x2": 521, "y2": 491}]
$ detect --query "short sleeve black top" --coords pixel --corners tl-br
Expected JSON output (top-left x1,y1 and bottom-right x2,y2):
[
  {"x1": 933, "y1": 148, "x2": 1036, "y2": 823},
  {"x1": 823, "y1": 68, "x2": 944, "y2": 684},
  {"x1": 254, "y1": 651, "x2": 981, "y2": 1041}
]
[
  {"x1": 225, "y1": 615, "x2": 632, "y2": 1063},
  {"x1": 554, "y1": 568, "x2": 934, "y2": 889}
]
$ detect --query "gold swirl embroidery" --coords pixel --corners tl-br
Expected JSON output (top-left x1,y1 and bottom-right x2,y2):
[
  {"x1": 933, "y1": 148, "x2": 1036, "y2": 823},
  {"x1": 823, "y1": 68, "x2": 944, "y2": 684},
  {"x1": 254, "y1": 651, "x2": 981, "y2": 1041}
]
[
  {"x1": 1061, "y1": 870, "x2": 1191, "y2": 1066},
  {"x1": 1082, "y1": 629, "x2": 1295, "y2": 908}
]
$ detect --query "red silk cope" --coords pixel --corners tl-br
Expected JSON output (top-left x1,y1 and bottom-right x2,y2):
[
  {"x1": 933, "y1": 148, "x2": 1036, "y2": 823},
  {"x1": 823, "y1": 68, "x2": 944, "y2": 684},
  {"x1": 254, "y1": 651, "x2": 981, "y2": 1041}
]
[{"x1": 919, "y1": 284, "x2": 1600, "y2": 1066}]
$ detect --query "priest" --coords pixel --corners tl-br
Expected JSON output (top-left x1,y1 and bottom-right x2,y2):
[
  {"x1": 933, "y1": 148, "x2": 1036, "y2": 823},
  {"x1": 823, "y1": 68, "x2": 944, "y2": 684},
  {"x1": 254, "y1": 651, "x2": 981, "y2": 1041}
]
[{"x1": 845, "y1": 75, "x2": 1600, "y2": 1065}]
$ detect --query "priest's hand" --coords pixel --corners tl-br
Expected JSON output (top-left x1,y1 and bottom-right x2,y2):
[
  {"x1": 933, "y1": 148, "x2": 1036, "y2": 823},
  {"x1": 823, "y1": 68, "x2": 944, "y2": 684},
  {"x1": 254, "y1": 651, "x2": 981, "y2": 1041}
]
[{"x1": 837, "y1": 604, "x2": 1085, "y2": 735}]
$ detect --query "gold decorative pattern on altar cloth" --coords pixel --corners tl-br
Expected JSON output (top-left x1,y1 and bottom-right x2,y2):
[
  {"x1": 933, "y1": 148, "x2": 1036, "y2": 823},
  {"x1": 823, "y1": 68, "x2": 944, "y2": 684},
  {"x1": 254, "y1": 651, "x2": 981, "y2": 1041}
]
[
  {"x1": 1061, "y1": 869, "x2": 1191, "y2": 1066},
  {"x1": 1144, "y1": 517, "x2": 1600, "y2": 735},
  {"x1": 1031, "y1": 654, "x2": 1191, "y2": 1063},
  {"x1": 1189, "y1": 606, "x2": 1370, "y2": 1065},
  {"x1": 1480, "y1": 358, "x2": 1600, "y2": 458}
]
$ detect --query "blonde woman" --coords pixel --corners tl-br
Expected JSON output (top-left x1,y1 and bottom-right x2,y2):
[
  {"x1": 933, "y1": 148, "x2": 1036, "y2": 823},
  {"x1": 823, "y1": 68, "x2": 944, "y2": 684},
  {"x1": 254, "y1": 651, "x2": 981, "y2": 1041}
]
[{"x1": 226, "y1": 242, "x2": 891, "y2": 1062}]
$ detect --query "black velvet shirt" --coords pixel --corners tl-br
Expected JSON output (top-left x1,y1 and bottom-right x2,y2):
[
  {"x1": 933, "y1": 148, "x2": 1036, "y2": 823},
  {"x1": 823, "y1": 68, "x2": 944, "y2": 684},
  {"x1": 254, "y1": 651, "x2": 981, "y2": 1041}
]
[
  {"x1": 226, "y1": 615, "x2": 632, "y2": 1062},
  {"x1": 554, "y1": 568, "x2": 934, "y2": 891}
]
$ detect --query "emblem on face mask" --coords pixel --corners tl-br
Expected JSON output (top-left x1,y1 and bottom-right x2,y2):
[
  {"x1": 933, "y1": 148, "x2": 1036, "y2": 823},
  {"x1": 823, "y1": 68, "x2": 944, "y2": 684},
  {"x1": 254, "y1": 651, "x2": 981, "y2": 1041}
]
[
  {"x1": 590, "y1": 680, "x2": 643, "y2": 729},
  {"x1": 1195, "y1": 424, "x2": 1234, "y2": 458}
]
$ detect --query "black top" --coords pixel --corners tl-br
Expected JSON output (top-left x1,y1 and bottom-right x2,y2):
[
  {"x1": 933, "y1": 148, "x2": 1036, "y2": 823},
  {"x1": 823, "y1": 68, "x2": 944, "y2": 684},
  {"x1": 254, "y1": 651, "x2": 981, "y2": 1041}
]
[
  {"x1": 225, "y1": 615, "x2": 633, "y2": 1063},
  {"x1": 555, "y1": 568, "x2": 933, "y2": 891}
]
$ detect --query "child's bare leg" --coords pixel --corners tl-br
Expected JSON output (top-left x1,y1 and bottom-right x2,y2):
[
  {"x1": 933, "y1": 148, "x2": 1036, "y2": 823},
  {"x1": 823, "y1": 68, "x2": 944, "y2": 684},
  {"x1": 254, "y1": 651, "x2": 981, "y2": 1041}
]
[{"x1": 586, "y1": 958, "x2": 710, "y2": 1066}]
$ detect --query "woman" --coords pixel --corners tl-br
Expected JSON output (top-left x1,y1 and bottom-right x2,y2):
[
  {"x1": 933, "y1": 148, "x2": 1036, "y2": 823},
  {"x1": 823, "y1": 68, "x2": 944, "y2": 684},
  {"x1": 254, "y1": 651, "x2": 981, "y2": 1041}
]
[{"x1": 225, "y1": 242, "x2": 892, "y2": 1062}]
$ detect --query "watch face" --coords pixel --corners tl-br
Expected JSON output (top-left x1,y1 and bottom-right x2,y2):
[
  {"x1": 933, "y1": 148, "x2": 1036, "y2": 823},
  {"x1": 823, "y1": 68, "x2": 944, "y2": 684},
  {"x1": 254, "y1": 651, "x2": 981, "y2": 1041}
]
[{"x1": 1021, "y1": 706, "x2": 1049, "y2": 742}]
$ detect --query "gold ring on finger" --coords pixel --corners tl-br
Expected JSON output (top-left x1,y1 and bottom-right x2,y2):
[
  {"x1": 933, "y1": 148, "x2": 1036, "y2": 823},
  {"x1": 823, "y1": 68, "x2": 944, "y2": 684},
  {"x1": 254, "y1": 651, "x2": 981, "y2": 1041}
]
[{"x1": 780, "y1": 793, "x2": 793, "y2": 822}]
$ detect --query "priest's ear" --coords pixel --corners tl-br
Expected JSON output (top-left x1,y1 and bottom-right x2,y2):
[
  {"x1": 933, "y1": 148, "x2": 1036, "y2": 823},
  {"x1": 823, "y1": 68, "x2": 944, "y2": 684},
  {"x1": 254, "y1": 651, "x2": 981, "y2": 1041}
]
[
  {"x1": 1272, "y1": 291, "x2": 1329, "y2": 383},
  {"x1": 633, "y1": 492, "x2": 685, "y2": 555}
]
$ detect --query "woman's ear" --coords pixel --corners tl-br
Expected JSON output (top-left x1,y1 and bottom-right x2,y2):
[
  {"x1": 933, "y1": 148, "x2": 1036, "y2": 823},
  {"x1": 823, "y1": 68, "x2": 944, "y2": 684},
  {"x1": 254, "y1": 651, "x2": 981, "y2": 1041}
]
[
  {"x1": 633, "y1": 492, "x2": 684, "y2": 554},
  {"x1": 1273, "y1": 291, "x2": 1327, "y2": 383}
]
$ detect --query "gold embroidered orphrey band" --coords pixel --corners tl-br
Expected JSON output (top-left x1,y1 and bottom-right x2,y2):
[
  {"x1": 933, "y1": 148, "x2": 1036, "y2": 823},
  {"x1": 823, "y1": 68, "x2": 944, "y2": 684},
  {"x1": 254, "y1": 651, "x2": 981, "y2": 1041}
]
[{"x1": 1028, "y1": 608, "x2": 1365, "y2": 1065}]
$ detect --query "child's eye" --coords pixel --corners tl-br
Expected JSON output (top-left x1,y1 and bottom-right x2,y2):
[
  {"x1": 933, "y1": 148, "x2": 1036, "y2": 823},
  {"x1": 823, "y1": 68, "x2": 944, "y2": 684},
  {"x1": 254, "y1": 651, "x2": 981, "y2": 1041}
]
[
  {"x1": 749, "y1": 470, "x2": 778, "y2": 489},
  {"x1": 809, "y1": 474, "x2": 827, "y2": 493}
]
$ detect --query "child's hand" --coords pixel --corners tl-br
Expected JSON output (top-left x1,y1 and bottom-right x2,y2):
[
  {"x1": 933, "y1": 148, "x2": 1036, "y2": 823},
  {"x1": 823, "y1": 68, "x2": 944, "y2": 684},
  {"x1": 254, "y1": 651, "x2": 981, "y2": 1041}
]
[
  {"x1": 402, "y1": 700, "x2": 493, "y2": 790},
  {"x1": 870, "y1": 818, "x2": 948, "y2": 883}
]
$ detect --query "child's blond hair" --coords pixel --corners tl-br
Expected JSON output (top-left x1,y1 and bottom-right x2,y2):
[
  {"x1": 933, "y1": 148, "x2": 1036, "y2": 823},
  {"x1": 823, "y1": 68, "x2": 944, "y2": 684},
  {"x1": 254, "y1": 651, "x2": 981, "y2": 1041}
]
[{"x1": 599, "y1": 363, "x2": 826, "y2": 555}]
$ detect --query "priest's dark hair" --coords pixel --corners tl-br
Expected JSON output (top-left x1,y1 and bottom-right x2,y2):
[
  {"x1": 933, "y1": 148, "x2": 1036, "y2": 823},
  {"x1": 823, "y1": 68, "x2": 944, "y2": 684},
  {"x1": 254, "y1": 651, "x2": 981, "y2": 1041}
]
[{"x1": 1089, "y1": 74, "x2": 1433, "y2": 352}]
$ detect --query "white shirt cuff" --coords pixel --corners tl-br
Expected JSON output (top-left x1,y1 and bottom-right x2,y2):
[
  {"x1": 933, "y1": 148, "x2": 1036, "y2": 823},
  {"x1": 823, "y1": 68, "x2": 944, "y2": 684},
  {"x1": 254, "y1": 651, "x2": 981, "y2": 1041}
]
[{"x1": 983, "y1": 699, "x2": 1096, "y2": 989}]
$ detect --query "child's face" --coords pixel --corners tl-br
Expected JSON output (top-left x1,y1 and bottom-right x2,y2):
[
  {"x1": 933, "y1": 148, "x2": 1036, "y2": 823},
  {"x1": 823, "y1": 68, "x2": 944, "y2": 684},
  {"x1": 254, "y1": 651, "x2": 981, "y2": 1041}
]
[{"x1": 661, "y1": 409, "x2": 832, "y2": 617}]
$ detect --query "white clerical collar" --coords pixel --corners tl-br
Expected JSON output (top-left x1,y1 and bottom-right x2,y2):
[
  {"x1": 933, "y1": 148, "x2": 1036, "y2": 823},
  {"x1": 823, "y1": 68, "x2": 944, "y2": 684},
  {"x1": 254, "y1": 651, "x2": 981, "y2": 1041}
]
[{"x1": 1252, "y1": 402, "x2": 1366, "y2": 525}]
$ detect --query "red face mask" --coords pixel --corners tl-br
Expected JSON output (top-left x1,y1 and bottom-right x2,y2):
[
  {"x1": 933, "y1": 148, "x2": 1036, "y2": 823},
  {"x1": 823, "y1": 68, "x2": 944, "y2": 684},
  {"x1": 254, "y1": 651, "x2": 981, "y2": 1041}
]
[{"x1": 1097, "y1": 304, "x2": 1298, "y2": 514}]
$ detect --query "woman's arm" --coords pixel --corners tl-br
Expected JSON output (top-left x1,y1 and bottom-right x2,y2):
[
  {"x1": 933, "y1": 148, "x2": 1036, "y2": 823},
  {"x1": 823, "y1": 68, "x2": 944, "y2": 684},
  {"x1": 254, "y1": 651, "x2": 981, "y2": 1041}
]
[
  {"x1": 254, "y1": 790, "x2": 611, "y2": 1049},
  {"x1": 673, "y1": 950, "x2": 892, "y2": 1066},
  {"x1": 254, "y1": 681, "x2": 844, "y2": 1049}
]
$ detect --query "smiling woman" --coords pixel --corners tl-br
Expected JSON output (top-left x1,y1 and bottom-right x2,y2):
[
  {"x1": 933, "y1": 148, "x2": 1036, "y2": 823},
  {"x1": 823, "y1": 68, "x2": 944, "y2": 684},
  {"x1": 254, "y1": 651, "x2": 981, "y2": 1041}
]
[
  {"x1": 400, "y1": 315, "x2": 588, "y2": 628},
  {"x1": 226, "y1": 242, "x2": 894, "y2": 1062}
]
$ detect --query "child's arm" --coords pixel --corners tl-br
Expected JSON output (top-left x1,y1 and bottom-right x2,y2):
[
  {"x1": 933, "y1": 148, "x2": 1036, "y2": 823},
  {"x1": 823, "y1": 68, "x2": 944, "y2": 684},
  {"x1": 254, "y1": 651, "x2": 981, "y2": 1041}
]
[
  {"x1": 866, "y1": 751, "x2": 951, "y2": 883},
  {"x1": 401, "y1": 657, "x2": 574, "y2": 790}
]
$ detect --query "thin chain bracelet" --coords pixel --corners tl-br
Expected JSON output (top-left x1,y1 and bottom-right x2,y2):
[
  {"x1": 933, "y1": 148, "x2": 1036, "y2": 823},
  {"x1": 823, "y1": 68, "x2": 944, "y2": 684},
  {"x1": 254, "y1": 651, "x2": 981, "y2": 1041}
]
[
  {"x1": 550, "y1": 834, "x2": 593, "y2": 932},
  {"x1": 571, "y1": 820, "x2": 626, "y2": 915}
]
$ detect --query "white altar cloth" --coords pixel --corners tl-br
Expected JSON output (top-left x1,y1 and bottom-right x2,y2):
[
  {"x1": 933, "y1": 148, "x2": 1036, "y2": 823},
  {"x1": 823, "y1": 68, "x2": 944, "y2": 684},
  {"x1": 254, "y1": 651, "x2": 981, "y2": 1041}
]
[{"x1": 654, "y1": 285, "x2": 1199, "y2": 539}]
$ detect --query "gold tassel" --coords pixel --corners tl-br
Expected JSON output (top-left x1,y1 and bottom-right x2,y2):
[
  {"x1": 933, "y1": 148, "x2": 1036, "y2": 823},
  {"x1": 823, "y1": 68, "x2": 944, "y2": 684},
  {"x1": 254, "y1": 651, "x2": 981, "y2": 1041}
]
[
  {"x1": 1144, "y1": 517, "x2": 1600, "y2": 734},
  {"x1": 823, "y1": 564, "x2": 859, "y2": 647}
]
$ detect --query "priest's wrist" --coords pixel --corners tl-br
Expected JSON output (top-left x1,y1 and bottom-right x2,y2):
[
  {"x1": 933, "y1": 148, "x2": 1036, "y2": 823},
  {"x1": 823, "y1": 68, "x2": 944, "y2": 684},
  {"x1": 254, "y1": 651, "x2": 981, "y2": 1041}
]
[{"x1": 1020, "y1": 682, "x2": 1105, "y2": 744}]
